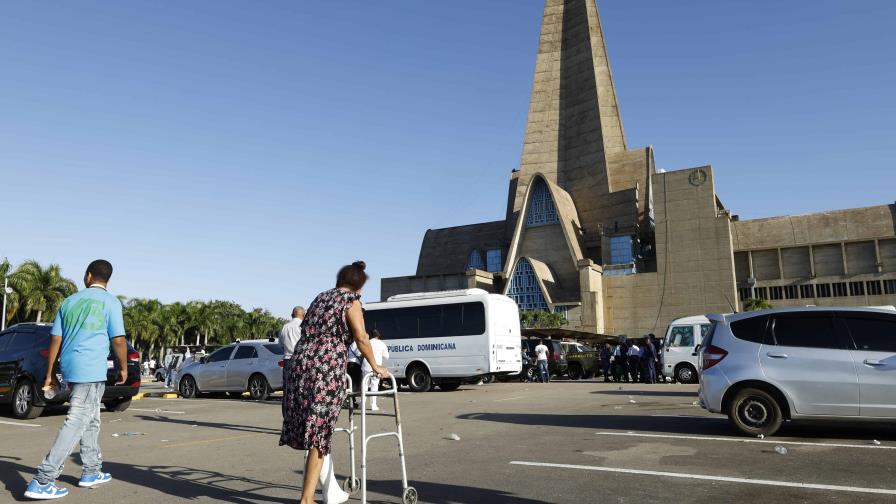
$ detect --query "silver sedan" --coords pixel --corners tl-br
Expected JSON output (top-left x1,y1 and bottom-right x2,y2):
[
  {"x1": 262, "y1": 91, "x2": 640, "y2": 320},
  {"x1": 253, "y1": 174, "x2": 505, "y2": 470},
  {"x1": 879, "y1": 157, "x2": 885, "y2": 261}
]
[{"x1": 177, "y1": 340, "x2": 285, "y2": 400}]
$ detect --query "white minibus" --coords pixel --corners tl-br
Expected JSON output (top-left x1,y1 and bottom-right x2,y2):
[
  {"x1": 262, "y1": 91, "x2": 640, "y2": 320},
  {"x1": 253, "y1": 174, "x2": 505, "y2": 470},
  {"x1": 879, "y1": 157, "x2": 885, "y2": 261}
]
[
  {"x1": 363, "y1": 289, "x2": 522, "y2": 392},
  {"x1": 661, "y1": 315, "x2": 712, "y2": 384}
]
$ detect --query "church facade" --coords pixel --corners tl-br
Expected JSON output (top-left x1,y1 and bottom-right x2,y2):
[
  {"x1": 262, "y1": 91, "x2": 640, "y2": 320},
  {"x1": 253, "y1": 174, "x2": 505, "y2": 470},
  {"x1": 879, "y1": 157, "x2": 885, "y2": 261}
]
[{"x1": 382, "y1": 0, "x2": 896, "y2": 338}]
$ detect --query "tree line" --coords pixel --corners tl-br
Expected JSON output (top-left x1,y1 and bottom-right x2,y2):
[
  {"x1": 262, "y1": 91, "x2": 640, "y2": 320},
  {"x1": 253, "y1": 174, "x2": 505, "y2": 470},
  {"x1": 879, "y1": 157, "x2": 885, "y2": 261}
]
[{"x1": 1, "y1": 258, "x2": 286, "y2": 363}]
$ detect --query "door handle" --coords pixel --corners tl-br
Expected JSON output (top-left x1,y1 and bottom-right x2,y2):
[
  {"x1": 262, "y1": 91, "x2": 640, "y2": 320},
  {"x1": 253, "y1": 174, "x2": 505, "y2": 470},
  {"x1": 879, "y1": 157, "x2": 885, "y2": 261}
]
[
  {"x1": 864, "y1": 359, "x2": 885, "y2": 366},
  {"x1": 766, "y1": 352, "x2": 789, "y2": 359}
]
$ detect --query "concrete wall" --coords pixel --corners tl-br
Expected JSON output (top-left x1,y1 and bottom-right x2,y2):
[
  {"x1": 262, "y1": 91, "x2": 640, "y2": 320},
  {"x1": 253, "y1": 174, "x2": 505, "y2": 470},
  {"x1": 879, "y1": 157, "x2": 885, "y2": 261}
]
[{"x1": 602, "y1": 166, "x2": 737, "y2": 337}]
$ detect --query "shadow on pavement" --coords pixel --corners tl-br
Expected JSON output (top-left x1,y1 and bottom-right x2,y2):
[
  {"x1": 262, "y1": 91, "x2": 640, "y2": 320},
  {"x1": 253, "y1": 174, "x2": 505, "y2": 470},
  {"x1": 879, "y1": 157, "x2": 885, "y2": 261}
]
[
  {"x1": 456, "y1": 412, "x2": 896, "y2": 441},
  {"x1": 104, "y1": 462, "x2": 298, "y2": 503},
  {"x1": 0, "y1": 456, "x2": 30, "y2": 502},
  {"x1": 591, "y1": 390, "x2": 697, "y2": 397},
  {"x1": 135, "y1": 415, "x2": 281, "y2": 435},
  {"x1": 367, "y1": 479, "x2": 556, "y2": 504}
]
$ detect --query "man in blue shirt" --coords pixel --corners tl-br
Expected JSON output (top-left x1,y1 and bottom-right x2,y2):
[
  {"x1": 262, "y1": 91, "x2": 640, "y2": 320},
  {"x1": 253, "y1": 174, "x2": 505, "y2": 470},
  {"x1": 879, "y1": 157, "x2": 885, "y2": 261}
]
[{"x1": 25, "y1": 260, "x2": 128, "y2": 500}]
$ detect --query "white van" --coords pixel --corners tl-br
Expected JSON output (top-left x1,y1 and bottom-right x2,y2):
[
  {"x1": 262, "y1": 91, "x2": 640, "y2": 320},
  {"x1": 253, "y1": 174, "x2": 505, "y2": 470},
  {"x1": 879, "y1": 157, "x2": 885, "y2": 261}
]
[
  {"x1": 363, "y1": 289, "x2": 522, "y2": 392},
  {"x1": 662, "y1": 315, "x2": 713, "y2": 384}
]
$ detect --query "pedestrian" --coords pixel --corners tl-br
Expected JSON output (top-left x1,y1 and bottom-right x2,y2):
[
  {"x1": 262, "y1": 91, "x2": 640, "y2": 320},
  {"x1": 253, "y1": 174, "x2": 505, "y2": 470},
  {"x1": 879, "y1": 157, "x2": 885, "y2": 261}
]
[
  {"x1": 280, "y1": 261, "x2": 389, "y2": 504},
  {"x1": 520, "y1": 343, "x2": 534, "y2": 382},
  {"x1": 149, "y1": 357, "x2": 157, "y2": 374},
  {"x1": 599, "y1": 342, "x2": 612, "y2": 382},
  {"x1": 142, "y1": 360, "x2": 150, "y2": 377},
  {"x1": 651, "y1": 334, "x2": 665, "y2": 383},
  {"x1": 613, "y1": 339, "x2": 628, "y2": 382},
  {"x1": 347, "y1": 340, "x2": 363, "y2": 408},
  {"x1": 642, "y1": 335, "x2": 658, "y2": 384},
  {"x1": 627, "y1": 340, "x2": 641, "y2": 383},
  {"x1": 363, "y1": 329, "x2": 390, "y2": 411},
  {"x1": 534, "y1": 339, "x2": 550, "y2": 383},
  {"x1": 164, "y1": 352, "x2": 178, "y2": 389},
  {"x1": 279, "y1": 306, "x2": 305, "y2": 417},
  {"x1": 25, "y1": 260, "x2": 127, "y2": 500}
]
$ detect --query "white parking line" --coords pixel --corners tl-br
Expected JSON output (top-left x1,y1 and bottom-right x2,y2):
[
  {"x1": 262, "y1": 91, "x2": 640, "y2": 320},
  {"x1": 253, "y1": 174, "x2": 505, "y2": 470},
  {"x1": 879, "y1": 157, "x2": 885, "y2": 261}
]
[
  {"x1": 650, "y1": 415, "x2": 718, "y2": 419},
  {"x1": 495, "y1": 396, "x2": 526, "y2": 402},
  {"x1": 595, "y1": 431, "x2": 894, "y2": 450},
  {"x1": 0, "y1": 419, "x2": 41, "y2": 428},
  {"x1": 509, "y1": 461, "x2": 896, "y2": 496},
  {"x1": 130, "y1": 408, "x2": 186, "y2": 414}
]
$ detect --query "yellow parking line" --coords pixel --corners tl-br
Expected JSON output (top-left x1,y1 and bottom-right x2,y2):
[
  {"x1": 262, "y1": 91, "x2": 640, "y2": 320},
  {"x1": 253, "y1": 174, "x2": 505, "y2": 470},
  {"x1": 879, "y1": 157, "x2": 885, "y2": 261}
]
[{"x1": 162, "y1": 433, "x2": 265, "y2": 449}]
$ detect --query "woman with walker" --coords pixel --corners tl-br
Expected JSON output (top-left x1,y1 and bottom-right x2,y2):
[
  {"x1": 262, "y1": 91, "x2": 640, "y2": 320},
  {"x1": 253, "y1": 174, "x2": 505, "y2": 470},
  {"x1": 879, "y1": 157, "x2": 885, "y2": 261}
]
[{"x1": 280, "y1": 261, "x2": 390, "y2": 504}]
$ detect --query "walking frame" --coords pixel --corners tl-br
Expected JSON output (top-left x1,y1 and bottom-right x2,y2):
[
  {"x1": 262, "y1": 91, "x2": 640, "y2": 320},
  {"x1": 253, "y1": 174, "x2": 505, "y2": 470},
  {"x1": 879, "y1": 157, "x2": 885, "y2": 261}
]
[{"x1": 334, "y1": 372, "x2": 418, "y2": 504}]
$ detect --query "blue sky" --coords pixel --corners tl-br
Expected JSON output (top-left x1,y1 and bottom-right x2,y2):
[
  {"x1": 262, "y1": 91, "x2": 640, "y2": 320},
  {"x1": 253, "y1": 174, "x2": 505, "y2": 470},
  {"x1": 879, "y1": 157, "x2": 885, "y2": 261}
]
[{"x1": 2, "y1": 0, "x2": 894, "y2": 316}]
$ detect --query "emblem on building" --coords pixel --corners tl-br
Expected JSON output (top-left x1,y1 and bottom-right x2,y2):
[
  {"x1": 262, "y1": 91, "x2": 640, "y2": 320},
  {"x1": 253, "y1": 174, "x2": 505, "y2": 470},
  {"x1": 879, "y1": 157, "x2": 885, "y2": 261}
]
[{"x1": 688, "y1": 169, "x2": 707, "y2": 186}]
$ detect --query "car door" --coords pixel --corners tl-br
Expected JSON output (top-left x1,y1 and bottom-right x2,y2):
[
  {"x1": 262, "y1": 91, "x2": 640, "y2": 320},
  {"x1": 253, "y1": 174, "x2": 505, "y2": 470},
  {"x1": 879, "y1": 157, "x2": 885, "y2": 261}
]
[
  {"x1": 196, "y1": 346, "x2": 234, "y2": 391},
  {"x1": 225, "y1": 345, "x2": 258, "y2": 390},
  {"x1": 0, "y1": 331, "x2": 17, "y2": 399},
  {"x1": 838, "y1": 312, "x2": 896, "y2": 418},
  {"x1": 760, "y1": 312, "x2": 859, "y2": 416}
]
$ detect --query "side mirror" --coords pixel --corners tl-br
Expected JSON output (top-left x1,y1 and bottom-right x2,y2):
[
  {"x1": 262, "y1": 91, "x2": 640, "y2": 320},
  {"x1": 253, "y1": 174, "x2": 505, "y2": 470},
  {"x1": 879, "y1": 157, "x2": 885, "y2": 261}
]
[{"x1": 200, "y1": 356, "x2": 209, "y2": 364}]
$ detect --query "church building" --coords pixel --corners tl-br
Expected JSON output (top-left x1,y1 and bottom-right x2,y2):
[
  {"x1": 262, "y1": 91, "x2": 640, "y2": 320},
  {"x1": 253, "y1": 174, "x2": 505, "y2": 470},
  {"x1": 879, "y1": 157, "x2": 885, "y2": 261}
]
[{"x1": 382, "y1": 0, "x2": 896, "y2": 338}]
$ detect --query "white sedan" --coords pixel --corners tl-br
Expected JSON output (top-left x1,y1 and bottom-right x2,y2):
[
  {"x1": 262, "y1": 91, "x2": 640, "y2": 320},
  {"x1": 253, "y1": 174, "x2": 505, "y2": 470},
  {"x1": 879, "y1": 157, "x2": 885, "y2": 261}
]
[{"x1": 177, "y1": 340, "x2": 285, "y2": 400}]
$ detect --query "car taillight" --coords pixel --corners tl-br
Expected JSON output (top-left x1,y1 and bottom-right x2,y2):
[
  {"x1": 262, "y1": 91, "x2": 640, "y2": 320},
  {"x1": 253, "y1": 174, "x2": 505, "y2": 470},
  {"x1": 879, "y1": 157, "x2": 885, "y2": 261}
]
[
  {"x1": 128, "y1": 351, "x2": 140, "y2": 361},
  {"x1": 550, "y1": 353, "x2": 557, "y2": 362},
  {"x1": 129, "y1": 380, "x2": 141, "y2": 388},
  {"x1": 702, "y1": 345, "x2": 728, "y2": 370},
  {"x1": 39, "y1": 349, "x2": 50, "y2": 358},
  {"x1": 278, "y1": 360, "x2": 285, "y2": 368}
]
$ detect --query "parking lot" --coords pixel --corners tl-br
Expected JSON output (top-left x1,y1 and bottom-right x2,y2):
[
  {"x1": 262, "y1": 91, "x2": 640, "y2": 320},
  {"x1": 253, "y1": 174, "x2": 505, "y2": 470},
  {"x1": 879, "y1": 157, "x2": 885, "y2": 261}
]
[{"x1": 2, "y1": 380, "x2": 896, "y2": 503}]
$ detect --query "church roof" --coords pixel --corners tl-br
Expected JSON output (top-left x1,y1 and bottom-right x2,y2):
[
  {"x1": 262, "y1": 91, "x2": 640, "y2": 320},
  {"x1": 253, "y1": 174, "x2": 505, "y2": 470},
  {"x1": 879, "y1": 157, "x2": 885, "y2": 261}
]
[{"x1": 415, "y1": 220, "x2": 507, "y2": 276}]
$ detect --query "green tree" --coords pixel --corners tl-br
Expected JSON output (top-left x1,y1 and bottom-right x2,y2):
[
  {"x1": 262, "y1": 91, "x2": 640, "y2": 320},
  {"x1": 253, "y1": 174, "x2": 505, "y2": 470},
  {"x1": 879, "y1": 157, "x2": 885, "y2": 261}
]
[
  {"x1": 519, "y1": 310, "x2": 566, "y2": 329},
  {"x1": 9, "y1": 260, "x2": 77, "y2": 322},
  {"x1": 743, "y1": 298, "x2": 773, "y2": 311}
]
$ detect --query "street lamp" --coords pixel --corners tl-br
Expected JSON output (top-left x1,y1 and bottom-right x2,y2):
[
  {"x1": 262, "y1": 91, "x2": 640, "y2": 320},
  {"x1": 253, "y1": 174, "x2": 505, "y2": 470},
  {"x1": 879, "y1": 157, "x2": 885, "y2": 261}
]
[{"x1": 2, "y1": 278, "x2": 12, "y2": 331}]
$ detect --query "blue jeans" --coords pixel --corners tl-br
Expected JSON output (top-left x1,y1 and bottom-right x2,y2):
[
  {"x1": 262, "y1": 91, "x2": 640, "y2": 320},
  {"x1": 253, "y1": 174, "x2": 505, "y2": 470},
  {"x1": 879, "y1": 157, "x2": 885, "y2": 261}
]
[
  {"x1": 36, "y1": 382, "x2": 105, "y2": 484},
  {"x1": 537, "y1": 360, "x2": 549, "y2": 383}
]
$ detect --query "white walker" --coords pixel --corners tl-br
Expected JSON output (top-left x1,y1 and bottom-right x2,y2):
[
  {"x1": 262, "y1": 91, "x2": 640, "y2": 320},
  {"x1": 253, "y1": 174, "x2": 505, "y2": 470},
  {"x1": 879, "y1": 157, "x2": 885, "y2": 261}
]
[{"x1": 362, "y1": 289, "x2": 522, "y2": 392}]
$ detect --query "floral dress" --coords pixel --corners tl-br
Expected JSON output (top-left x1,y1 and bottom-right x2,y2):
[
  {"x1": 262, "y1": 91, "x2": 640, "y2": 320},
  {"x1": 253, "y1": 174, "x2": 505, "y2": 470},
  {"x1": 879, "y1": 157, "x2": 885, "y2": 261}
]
[{"x1": 280, "y1": 288, "x2": 360, "y2": 455}]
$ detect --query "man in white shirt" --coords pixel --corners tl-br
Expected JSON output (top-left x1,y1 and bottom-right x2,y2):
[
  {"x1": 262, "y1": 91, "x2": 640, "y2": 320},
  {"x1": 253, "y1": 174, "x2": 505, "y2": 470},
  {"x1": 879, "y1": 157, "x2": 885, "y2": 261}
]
[
  {"x1": 534, "y1": 340, "x2": 550, "y2": 383},
  {"x1": 627, "y1": 342, "x2": 641, "y2": 383},
  {"x1": 363, "y1": 330, "x2": 390, "y2": 411},
  {"x1": 278, "y1": 306, "x2": 304, "y2": 417}
]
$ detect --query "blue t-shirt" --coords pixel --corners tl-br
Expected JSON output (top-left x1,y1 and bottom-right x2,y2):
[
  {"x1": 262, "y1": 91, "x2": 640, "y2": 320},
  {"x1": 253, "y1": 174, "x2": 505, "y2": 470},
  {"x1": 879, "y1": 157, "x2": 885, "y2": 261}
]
[{"x1": 50, "y1": 287, "x2": 126, "y2": 383}]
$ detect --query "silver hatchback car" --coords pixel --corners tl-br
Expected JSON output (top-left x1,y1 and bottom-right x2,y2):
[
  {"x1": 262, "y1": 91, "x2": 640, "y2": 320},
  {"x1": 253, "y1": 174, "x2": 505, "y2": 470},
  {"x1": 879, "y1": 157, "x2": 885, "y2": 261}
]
[
  {"x1": 177, "y1": 340, "x2": 285, "y2": 400},
  {"x1": 699, "y1": 306, "x2": 896, "y2": 436}
]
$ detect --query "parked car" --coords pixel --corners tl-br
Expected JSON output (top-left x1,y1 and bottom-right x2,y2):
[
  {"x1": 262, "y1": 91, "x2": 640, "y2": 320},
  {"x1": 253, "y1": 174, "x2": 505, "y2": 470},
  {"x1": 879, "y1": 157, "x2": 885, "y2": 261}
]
[
  {"x1": 699, "y1": 306, "x2": 896, "y2": 437},
  {"x1": 521, "y1": 338, "x2": 568, "y2": 379},
  {"x1": 661, "y1": 315, "x2": 712, "y2": 384},
  {"x1": 177, "y1": 340, "x2": 284, "y2": 400},
  {"x1": 0, "y1": 323, "x2": 142, "y2": 419},
  {"x1": 562, "y1": 341, "x2": 600, "y2": 380}
]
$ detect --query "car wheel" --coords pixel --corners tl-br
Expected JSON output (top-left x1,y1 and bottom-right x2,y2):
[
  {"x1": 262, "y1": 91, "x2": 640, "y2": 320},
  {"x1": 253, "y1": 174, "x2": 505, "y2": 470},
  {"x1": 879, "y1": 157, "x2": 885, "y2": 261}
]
[
  {"x1": 12, "y1": 379, "x2": 44, "y2": 420},
  {"x1": 248, "y1": 374, "x2": 270, "y2": 401},
  {"x1": 438, "y1": 380, "x2": 461, "y2": 392},
  {"x1": 179, "y1": 375, "x2": 198, "y2": 399},
  {"x1": 406, "y1": 365, "x2": 432, "y2": 393},
  {"x1": 567, "y1": 364, "x2": 583, "y2": 380},
  {"x1": 675, "y1": 364, "x2": 698, "y2": 384},
  {"x1": 728, "y1": 387, "x2": 783, "y2": 437},
  {"x1": 104, "y1": 398, "x2": 132, "y2": 412},
  {"x1": 481, "y1": 375, "x2": 495, "y2": 384}
]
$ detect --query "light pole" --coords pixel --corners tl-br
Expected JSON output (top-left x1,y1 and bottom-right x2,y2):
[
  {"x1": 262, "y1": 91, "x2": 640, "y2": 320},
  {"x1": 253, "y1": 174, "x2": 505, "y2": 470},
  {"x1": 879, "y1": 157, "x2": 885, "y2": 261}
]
[{"x1": 1, "y1": 278, "x2": 11, "y2": 331}]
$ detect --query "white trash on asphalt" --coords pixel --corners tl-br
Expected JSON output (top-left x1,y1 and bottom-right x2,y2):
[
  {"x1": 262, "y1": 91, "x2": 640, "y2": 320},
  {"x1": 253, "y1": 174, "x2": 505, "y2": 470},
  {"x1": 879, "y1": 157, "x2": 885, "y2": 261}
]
[
  {"x1": 872, "y1": 440, "x2": 881, "y2": 445},
  {"x1": 774, "y1": 445, "x2": 788, "y2": 455},
  {"x1": 448, "y1": 433, "x2": 461, "y2": 441}
]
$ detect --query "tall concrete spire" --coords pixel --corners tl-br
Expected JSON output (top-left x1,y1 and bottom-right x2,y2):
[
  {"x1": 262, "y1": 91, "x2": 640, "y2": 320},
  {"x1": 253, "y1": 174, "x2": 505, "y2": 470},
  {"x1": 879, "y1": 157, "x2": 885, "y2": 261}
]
[{"x1": 515, "y1": 0, "x2": 626, "y2": 206}]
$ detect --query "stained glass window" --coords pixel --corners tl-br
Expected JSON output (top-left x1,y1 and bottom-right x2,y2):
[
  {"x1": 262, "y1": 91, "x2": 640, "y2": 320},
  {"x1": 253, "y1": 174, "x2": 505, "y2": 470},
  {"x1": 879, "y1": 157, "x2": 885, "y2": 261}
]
[
  {"x1": 508, "y1": 259, "x2": 548, "y2": 311},
  {"x1": 486, "y1": 249, "x2": 502, "y2": 272},
  {"x1": 526, "y1": 179, "x2": 559, "y2": 227},
  {"x1": 467, "y1": 249, "x2": 484, "y2": 270}
]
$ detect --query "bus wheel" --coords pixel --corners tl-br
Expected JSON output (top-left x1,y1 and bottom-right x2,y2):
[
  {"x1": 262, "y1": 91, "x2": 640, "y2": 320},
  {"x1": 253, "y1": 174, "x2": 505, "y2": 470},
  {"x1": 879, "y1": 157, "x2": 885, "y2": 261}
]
[{"x1": 406, "y1": 365, "x2": 432, "y2": 393}]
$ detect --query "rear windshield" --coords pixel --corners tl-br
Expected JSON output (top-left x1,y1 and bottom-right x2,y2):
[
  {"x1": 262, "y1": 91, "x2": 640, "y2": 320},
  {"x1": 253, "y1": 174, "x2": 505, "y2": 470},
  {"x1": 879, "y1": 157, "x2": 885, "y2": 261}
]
[
  {"x1": 264, "y1": 344, "x2": 284, "y2": 355},
  {"x1": 730, "y1": 315, "x2": 769, "y2": 343}
]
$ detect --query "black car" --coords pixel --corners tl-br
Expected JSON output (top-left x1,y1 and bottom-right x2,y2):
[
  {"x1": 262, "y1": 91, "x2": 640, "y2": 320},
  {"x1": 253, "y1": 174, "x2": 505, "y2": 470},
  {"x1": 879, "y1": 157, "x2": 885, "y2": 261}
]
[
  {"x1": 0, "y1": 323, "x2": 142, "y2": 419},
  {"x1": 521, "y1": 338, "x2": 568, "y2": 379}
]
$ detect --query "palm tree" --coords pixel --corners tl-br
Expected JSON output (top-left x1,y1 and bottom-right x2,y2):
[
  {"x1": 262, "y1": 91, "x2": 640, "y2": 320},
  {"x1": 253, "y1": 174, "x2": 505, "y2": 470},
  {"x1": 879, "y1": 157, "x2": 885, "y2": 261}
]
[{"x1": 10, "y1": 260, "x2": 77, "y2": 322}]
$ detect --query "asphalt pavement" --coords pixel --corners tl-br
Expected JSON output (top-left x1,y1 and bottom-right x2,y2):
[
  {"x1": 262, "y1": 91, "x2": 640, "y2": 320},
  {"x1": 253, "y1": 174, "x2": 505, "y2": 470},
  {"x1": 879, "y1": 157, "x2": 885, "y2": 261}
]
[{"x1": 2, "y1": 379, "x2": 896, "y2": 503}]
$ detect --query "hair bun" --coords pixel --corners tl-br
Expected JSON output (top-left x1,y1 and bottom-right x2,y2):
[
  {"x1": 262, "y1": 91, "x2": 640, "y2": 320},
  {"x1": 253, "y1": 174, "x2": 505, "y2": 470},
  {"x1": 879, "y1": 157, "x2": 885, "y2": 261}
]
[{"x1": 352, "y1": 260, "x2": 366, "y2": 271}]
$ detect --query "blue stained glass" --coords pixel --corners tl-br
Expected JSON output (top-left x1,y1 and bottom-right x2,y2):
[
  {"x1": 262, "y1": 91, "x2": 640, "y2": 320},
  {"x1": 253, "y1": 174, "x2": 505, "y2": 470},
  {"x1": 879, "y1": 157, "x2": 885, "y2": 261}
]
[
  {"x1": 486, "y1": 249, "x2": 502, "y2": 272},
  {"x1": 507, "y1": 259, "x2": 548, "y2": 311},
  {"x1": 609, "y1": 235, "x2": 633, "y2": 264},
  {"x1": 526, "y1": 179, "x2": 559, "y2": 227},
  {"x1": 467, "y1": 249, "x2": 484, "y2": 270}
]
